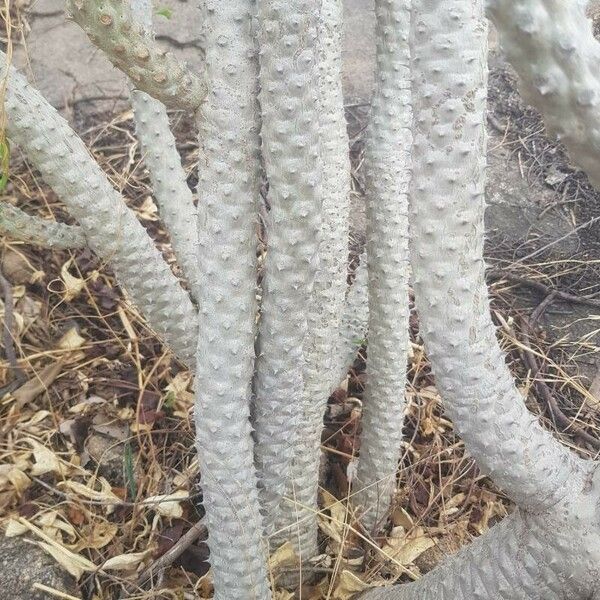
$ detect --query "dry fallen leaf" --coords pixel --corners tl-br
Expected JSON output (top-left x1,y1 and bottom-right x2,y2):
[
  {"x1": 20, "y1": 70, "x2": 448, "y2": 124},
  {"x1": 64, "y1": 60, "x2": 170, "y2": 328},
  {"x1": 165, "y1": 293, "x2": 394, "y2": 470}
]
[
  {"x1": 102, "y1": 550, "x2": 150, "y2": 571},
  {"x1": 332, "y1": 570, "x2": 371, "y2": 599},
  {"x1": 26, "y1": 438, "x2": 68, "y2": 476},
  {"x1": 145, "y1": 489, "x2": 189, "y2": 519},
  {"x1": 381, "y1": 526, "x2": 436, "y2": 567},
  {"x1": 269, "y1": 541, "x2": 299, "y2": 572},
  {"x1": 61, "y1": 260, "x2": 85, "y2": 302},
  {"x1": 58, "y1": 327, "x2": 87, "y2": 351},
  {"x1": 12, "y1": 359, "x2": 65, "y2": 408}
]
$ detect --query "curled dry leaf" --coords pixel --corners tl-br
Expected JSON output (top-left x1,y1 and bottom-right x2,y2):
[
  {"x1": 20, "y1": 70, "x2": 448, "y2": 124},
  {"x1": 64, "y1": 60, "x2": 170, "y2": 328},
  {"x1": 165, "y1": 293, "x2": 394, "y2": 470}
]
[
  {"x1": 332, "y1": 570, "x2": 371, "y2": 599},
  {"x1": 380, "y1": 526, "x2": 436, "y2": 572},
  {"x1": 145, "y1": 489, "x2": 189, "y2": 519},
  {"x1": 0, "y1": 464, "x2": 31, "y2": 495},
  {"x1": 59, "y1": 478, "x2": 122, "y2": 514},
  {"x1": 26, "y1": 438, "x2": 69, "y2": 476},
  {"x1": 60, "y1": 260, "x2": 85, "y2": 302}
]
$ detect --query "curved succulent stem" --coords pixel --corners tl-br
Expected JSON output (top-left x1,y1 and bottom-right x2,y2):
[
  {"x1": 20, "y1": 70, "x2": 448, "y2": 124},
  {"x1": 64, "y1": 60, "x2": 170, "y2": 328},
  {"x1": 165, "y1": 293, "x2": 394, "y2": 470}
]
[
  {"x1": 129, "y1": 0, "x2": 200, "y2": 301},
  {"x1": 271, "y1": 0, "x2": 352, "y2": 558},
  {"x1": 408, "y1": 0, "x2": 585, "y2": 511},
  {"x1": 354, "y1": 0, "x2": 412, "y2": 533},
  {"x1": 1, "y1": 53, "x2": 198, "y2": 368},
  {"x1": 192, "y1": 2, "x2": 270, "y2": 598},
  {"x1": 253, "y1": 0, "x2": 323, "y2": 532},
  {"x1": 487, "y1": 0, "x2": 600, "y2": 188},
  {"x1": 0, "y1": 203, "x2": 86, "y2": 249},
  {"x1": 359, "y1": 511, "x2": 576, "y2": 600},
  {"x1": 66, "y1": 0, "x2": 206, "y2": 110}
]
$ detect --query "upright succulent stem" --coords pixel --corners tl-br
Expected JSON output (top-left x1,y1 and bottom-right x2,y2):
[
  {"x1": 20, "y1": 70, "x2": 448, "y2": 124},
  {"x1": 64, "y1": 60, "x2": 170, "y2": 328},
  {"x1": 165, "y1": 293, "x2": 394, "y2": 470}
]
[
  {"x1": 129, "y1": 0, "x2": 200, "y2": 301},
  {"x1": 0, "y1": 203, "x2": 86, "y2": 249},
  {"x1": 67, "y1": 0, "x2": 206, "y2": 110},
  {"x1": 407, "y1": 0, "x2": 585, "y2": 511},
  {"x1": 355, "y1": 0, "x2": 412, "y2": 533},
  {"x1": 1, "y1": 54, "x2": 198, "y2": 368},
  {"x1": 488, "y1": 0, "x2": 600, "y2": 188},
  {"x1": 193, "y1": 2, "x2": 270, "y2": 599},
  {"x1": 253, "y1": 0, "x2": 323, "y2": 533},
  {"x1": 334, "y1": 257, "x2": 369, "y2": 386},
  {"x1": 272, "y1": 0, "x2": 352, "y2": 558}
]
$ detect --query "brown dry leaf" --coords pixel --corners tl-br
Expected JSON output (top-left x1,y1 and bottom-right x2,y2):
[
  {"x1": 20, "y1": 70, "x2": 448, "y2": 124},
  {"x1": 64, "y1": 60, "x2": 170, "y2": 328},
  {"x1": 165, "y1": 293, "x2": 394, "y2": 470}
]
[
  {"x1": 332, "y1": 570, "x2": 371, "y2": 599},
  {"x1": 145, "y1": 489, "x2": 189, "y2": 519},
  {"x1": 73, "y1": 521, "x2": 119, "y2": 551},
  {"x1": 102, "y1": 550, "x2": 150, "y2": 571},
  {"x1": 273, "y1": 591, "x2": 295, "y2": 600},
  {"x1": 117, "y1": 304, "x2": 138, "y2": 342},
  {"x1": 136, "y1": 196, "x2": 159, "y2": 221},
  {"x1": 12, "y1": 359, "x2": 65, "y2": 408},
  {"x1": 391, "y1": 506, "x2": 414, "y2": 529},
  {"x1": 59, "y1": 478, "x2": 121, "y2": 514},
  {"x1": 5, "y1": 518, "x2": 28, "y2": 537},
  {"x1": 61, "y1": 260, "x2": 85, "y2": 302},
  {"x1": 381, "y1": 526, "x2": 435, "y2": 567},
  {"x1": 0, "y1": 464, "x2": 31, "y2": 494},
  {"x1": 17, "y1": 518, "x2": 96, "y2": 579},
  {"x1": 58, "y1": 327, "x2": 86, "y2": 351},
  {"x1": 26, "y1": 438, "x2": 68, "y2": 476},
  {"x1": 37, "y1": 511, "x2": 77, "y2": 542},
  {"x1": 268, "y1": 541, "x2": 298, "y2": 572}
]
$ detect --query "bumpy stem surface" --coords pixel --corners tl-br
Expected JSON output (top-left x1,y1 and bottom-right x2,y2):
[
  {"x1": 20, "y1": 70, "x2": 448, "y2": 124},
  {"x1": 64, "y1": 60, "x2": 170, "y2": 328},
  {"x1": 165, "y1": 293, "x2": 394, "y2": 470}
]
[
  {"x1": 355, "y1": 0, "x2": 412, "y2": 533},
  {"x1": 488, "y1": 0, "x2": 600, "y2": 188},
  {"x1": 272, "y1": 0, "x2": 352, "y2": 558},
  {"x1": 66, "y1": 0, "x2": 206, "y2": 110},
  {"x1": 193, "y1": 2, "x2": 270, "y2": 599},
  {"x1": 407, "y1": 0, "x2": 585, "y2": 511},
  {"x1": 2, "y1": 54, "x2": 198, "y2": 367},
  {"x1": 129, "y1": 0, "x2": 200, "y2": 301},
  {"x1": 334, "y1": 257, "x2": 369, "y2": 386},
  {"x1": 253, "y1": 0, "x2": 323, "y2": 532},
  {"x1": 0, "y1": 203, "x2": 85, "y2": 249}
]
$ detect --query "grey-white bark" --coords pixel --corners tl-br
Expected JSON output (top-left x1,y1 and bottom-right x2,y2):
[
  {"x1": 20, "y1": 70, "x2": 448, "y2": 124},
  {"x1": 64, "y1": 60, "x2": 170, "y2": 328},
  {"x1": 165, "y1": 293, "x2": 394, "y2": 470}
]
[
  {"x1": 193, "y1": 2, "x2": 270, "y2": 599},
  {"x1": 67, "y1": 0, "x2": 206, "y2": 110},
  {"x1": 253, "y1": 0, "x2": 323, "y2": 533},
  {"x1": 272, "y1": 0, "x2": 352, "y2": 559},
  {"x1": 354, "y1": 0, "x2": 412, "y2": 533},
  {"x1": 406, "y1": 0, "x2": 586, "y2": 512},
  {"x1": 129, "y1": 0, "x2": 200, "y2": 302},
  {"x1": 1, "y1": 54, "x2": 198, "y2": 368},
  {"x1": 487, "y1": 0, "x2": 600, "y2": 188},
  {"x1": 0, "y1": 203, "x2": 85, "y2": 249}
]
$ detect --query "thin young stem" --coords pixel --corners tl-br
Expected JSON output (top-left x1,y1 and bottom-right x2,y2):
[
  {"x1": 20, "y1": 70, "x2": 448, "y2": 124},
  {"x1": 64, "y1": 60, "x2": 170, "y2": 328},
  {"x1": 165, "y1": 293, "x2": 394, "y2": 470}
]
[
  {"x1": 355, "y1": 0, "x2": 412, "y2": 533},
  {"x1": 129, "y1": 0, "x2": 200, "y2": 301},
  {"x1": 0, "y1": 203, "x2": 86, "y2": 249}
]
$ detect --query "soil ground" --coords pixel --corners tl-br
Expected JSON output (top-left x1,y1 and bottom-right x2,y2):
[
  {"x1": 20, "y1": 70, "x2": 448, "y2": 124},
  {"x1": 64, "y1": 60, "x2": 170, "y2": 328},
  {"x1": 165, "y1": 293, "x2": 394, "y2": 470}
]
[{"x1": 1, "y1": 2, "x2": 600, "y2": 600}]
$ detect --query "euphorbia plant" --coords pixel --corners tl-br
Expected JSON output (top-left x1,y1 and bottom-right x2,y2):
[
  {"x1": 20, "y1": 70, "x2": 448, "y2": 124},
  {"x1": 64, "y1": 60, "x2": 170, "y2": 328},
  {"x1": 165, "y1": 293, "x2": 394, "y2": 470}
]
[{"x1": 2, "y1": 0, "x2": 600, "y2": 598}]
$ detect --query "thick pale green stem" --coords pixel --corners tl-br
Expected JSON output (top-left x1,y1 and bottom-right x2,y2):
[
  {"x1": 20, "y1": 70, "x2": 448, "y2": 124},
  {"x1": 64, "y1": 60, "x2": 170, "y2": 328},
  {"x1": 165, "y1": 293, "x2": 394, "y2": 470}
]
[
  {"x1": 253, "y1": 0, "x2": 323, "y2": 532},
  {"x1": 67, "y1": 0, "x2": 206, "y2": 110},
  {"x1": 193, "y1": 2, "x2": 270, "y2": 599},
  {"x1": 408, "y1": 0, "x2": 585, "y2": 511},
  {"x1": 272, "y1": 0, "x2": 352, "y2": 558},
  {"x1": 488, "y1": 0, "x2": 600, "y2": 188},
  {"x1": 1, "y1": 54, "x2": 198, "y2": 368},
  {"x1": 0, "y1": 203, "x2": 85, "y2": 249},
  {"x1": 129, "y1": 0, "x2": 200, "y2": 301},
  {"x1": 355, "y1": 0, "x2": 412, "y2": 533}
]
